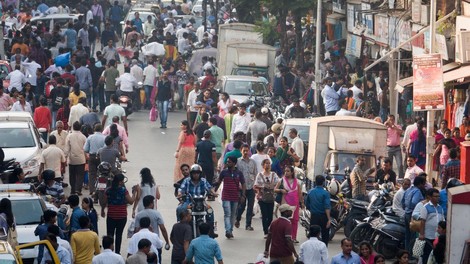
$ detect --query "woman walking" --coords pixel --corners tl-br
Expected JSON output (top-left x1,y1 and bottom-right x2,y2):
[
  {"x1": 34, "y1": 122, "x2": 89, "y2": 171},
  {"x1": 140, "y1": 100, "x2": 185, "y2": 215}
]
[
  {"x1": 173, "y1": 120, "x2": 196, "y2": 183},
  {"x1": 101, "y1": 173, "x2": 135, "y2": 254},
  {"x1": 82, "y1": 197, "x2": 98, "y2": 234},
  {"x1": 254, "y1": 159, "x2": 279, "y2": 238},
  {"x1": 275, "y1": 166, "x2": 304, "y2": 242},
  {"x1": 132, "y1": 167, "x2": 160, "y2": 217}
]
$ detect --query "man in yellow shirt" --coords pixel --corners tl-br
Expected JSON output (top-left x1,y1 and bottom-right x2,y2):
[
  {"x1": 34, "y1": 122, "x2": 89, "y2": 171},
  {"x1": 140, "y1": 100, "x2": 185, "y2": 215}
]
[
  {"x1": 69, "y1": 83, "x2": 87, "y2": 106},
  {"x1": 71, "y1": 215, "x2": 100, "y2": 264}
]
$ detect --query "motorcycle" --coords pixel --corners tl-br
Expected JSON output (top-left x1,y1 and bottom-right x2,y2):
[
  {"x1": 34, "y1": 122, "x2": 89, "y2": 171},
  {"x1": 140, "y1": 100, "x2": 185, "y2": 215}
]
[
  {"x1": 95, "y1": 161, "x2": 127, "y2": 207},
  {"x1": 0, "y1": 158, "x2": 20, "y2": 184},
  {"x1": 184, "y1": 193, "x2": 216, "y2": 239},
  {"x1": 117, "y1": 82, "x2": 143, "y2": 116}
]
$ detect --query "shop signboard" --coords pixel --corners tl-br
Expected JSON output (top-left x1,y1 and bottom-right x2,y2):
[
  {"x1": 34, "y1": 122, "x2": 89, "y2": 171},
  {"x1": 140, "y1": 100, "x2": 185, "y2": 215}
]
[
  {"x1": 361, "y1": 3, "x2": 374, "y2": 37},
  {"x1": 345, "y1": 34, "x2": 362, "y2": 57},
  {"x1": 347, "y1": 4, "x2": 357, "y2": 32},
  {"x1": 374, "y1": 14, "x2": 389, "y2": 44},
  {"x1": 412, "y1": 53, "x2": 445, "y2": 111}
]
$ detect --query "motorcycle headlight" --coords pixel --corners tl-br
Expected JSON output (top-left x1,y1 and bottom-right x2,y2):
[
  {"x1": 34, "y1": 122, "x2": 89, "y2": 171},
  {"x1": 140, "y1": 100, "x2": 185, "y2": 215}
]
[{"x1": 207, "y1": 207, "x2": 213, "y2": 214}]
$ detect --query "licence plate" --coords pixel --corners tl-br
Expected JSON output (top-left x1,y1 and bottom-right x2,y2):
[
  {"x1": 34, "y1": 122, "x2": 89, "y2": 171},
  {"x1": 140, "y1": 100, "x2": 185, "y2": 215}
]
[
  {"x1": 120, "y1": 103, "x2": 128, "y2": 107},
  {"x1": 97, "y1": 183, "x2": 107, "y2": 190}
]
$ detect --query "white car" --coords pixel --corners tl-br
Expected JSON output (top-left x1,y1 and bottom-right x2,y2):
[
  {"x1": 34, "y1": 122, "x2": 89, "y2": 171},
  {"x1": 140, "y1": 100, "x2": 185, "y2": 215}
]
[
  {"x1": 0, "y1": 112, "x2": 45, "y2": 182},
  {"x1": 0, "y1": 184, "x2": 57, "y2": 263},
  {"x1": 215, "y1": 75, "x2": 269, "y2": 104},
  {"x1": 30, "y1": 13, "x2": 81, "y2": 34}
]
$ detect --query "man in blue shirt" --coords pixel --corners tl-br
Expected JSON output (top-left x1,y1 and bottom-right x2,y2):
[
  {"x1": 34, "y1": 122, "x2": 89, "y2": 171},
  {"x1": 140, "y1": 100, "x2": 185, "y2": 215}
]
[
  {"x1": 68, "y1": 195, "x2": 86, "y2": 233},
  {"x1": 321, "y1": 77, "x2": 340, "y2": 115},
  {"x1": 131, "y1": 12, "x2": 143, "y2": 33},
  {"x1": 109, "y1": 1, "x2": 123, "y2": 37},
  {"x1": 34, "y1": 210, "x2": 64, "y2": 263},
  {"x1": 84, "y1": 124, "x2": 106, "y2": 195},
  {"x1": 184, "y1": 223, "x2": 223, "y2": 264},
  {"x1": 331, "y1": 238, "x2": 361, "y2": 264},
  {"x1": 401, "y1": 175, "x2": 426, "y2": 253},
  {"x1": 305, "y1": 175, "x2": 331, "y2": 246}
]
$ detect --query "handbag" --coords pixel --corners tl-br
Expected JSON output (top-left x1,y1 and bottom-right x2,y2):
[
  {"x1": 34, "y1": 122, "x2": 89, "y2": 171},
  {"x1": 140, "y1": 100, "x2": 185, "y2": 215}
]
[
  {"x1": 412, "y1": 239, "x2": 426, "y2": 257},
  {"x1": 149, "y1": 105, "x2": 157, "y2": 122},
  {"x1": 275, "y1": 178, "x2": 284, "y2": 204},
  {"x1": 410, "y1": 218, "x2": 422, "y2": 232},
  {"x1": 261, "y1": 174, "x2": 275, "y2": 203}
]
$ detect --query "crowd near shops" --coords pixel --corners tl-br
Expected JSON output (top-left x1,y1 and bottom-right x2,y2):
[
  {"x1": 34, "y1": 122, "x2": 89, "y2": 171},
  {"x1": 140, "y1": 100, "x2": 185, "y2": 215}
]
[{"x1": 0, "y1": 0, "x2": 464, "y2": 263}]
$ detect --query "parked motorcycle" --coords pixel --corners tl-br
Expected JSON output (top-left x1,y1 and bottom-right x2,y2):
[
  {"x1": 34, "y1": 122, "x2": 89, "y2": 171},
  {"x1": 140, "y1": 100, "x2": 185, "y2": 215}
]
[{"x1": 0, "y1": 158, "x2": 20, "y2": 184}]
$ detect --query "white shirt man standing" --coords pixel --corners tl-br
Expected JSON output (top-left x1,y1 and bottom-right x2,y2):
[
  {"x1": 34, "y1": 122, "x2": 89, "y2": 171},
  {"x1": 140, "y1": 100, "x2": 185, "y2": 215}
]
[
  {"x1": 299, "y1": 225, "x2": 328, "y2": 264},
  {"x1": 230, "y1": 103, "x2": 252, "y2": 139},
  {"x1": 289, "y1": 128, "x2": 304, "y2": 161},
  {"x1": 92, "y1": 236, "x2": 125, "y2": 264},
  {"x1": 6, "y1": 65, "x2": 25, "y2": 92}
]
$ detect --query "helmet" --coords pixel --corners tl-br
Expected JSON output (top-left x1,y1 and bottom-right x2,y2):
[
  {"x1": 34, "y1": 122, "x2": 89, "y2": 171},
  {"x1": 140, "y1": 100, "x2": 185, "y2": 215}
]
[
  {"x1": 447, "y1": 178, "x2": 463, "y2": 189},
  {"x1": 189, "y1": 164, "x2": 202, "y2": 174},
  {"x1": 42, "y1": 169, "x2": 55, "y2": 181},
  {"x1": 98, "y1": 162, "x2": 112, "y2": 175},
  {"x1": 328, "y1": 178, "x2": 341, "y2": 196}
]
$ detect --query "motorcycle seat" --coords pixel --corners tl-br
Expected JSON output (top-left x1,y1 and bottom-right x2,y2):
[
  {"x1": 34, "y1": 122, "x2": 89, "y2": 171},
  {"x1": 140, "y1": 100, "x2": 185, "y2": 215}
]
[
  {"x1": 383, "y1": 214, "x2": 402, "y2": 224},
  {"x1": 351, "y1": 200, "x2": 369, "y2": 207}
]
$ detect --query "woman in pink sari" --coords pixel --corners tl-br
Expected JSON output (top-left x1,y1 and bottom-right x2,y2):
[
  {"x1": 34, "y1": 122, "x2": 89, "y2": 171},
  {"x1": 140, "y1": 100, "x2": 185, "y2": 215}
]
[{"x1": 275, "y1": 166, "x2": 304, "y2": 243}]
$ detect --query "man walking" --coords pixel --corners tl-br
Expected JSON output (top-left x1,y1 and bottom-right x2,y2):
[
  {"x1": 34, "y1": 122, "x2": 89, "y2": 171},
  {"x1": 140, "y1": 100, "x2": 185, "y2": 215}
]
[
  {"x1": 143, "y1": 59, "x2": 159, "y2": 110},
  {"x1": 183, "y1": 223, "x2": 224, "y2": 264},
  {"x1": 305, "y1": 175, "x2": 331, "y2": 246},
  {"x1": 102, "y1": 59, "x2": 120, "y2": 105},
  {"x1": 264, "y1": 204, "x2": 298, "y2": 263},
  {"x1": 235, "y1": 144, "x2": 257, "y2": 231},
  {"x1": 75, "y1": 59, "x2": 93, "y2": 106},
  {"x1": 92, "y1": 236, "x2": 125, "y2": 264},
  {"x1": 419, "y1": 188, "x2": 445, "y2": 264},
  {"x1": 208, "y1": 117, "x2": 224, "y2": 161},
  {"x1": 64, "y1": 121, "x2": 87, "y2": 195},
  {"x1": 195, "y1": 130, "x2": 217, "y2": 186},
  {"x1": 39, "y1": 135, "x2": 66, "y2": 182},
  {"x1": 156, "y1": 71, "x2": 172, "y2": 128},
  {"x1": 299, "y1": 225, "x2": 328, "y2": 264},
  {"x1": 68, "y1": 97, "x2": 89, "y2": 129},
  {"x1": 170, "y1": 210, "x2": 192, "y2": 264},
  {"x1": 402, "y1": 175, "x2": 426, "y2": 252},
  {"x1": 128, "y1": 217, "x2": 163, "y2": 263},
  {"x1": 215, "y1": 156, "x2": 246, "y2": 239},
  {"x1": 230, "y1": 103, "x2": 251, "y2": 139},
  {"x1": 84, "y1": 124, "x2": 106, "y2": 195},
  {"x1": 102, "y1": 94, "x2": 128, "y2": 133},
  {"x1": 70, "y1": 216, "x2": 100, "y2": 264}
]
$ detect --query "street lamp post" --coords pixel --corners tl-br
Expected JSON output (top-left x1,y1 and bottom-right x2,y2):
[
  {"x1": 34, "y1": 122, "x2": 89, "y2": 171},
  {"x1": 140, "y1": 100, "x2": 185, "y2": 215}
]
[{"x1": 314, "y1": 0, "x2": 322, "y2": 113}]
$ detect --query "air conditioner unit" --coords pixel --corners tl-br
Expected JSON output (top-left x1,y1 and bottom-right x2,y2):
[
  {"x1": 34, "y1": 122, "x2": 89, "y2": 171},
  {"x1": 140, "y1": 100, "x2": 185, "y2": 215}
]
[{"x1": 456, "y1": 31, "x2": 470, "y2": 63}]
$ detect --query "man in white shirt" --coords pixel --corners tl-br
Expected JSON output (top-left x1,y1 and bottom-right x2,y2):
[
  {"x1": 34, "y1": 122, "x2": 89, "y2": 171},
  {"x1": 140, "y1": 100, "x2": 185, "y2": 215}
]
[
  {"x1": 130, "y1": 60, "x2": 143, "y2": 83},
  {"x1": 402, "y1": 116, "x2": 421, "y2": 154},
  {"x1": 187, "y1": 79, "x2": 200, "y2": 128},
  {"x1": 5, "y1": 12, "x2": 19, "y2": 28},
  {"x1": 299, "y1": 225, "x2": 328, "y2": 264},
  {"x1": 22, "y1": 57, "x2": 41, "y2": 87},
  {"x1": 230, "y1": 103, "x2": 252, "y2": 139},
  {"x1": 321, "y1": 77, "x2": 339, "y2": 115},
  {"x1": 335, "y1": 99, "x2": 356, "y2": 116},
  {"x1": 349, "y1": 80, "x2": 363, "y2": 101},
  {"x1": 175, "y1": 23, "x2": 189, "y2": 40},
  {"x1": 116, "y1": 67, "x2": 137, "y2": 93},
  {"x1": 50, "y1": 121, "x2": 68, "y2": 153},
  {"x1": 128, "y1": 217, "x2": 163, "y2": 261},
  {"x1": 39, "y1": 135, "x2": 66, "y2": 180},
  {"x1": 92, "y1": 236, "x2": 125, "y2": 264},
  {"x1": 392, "y1": 178, "x2": 411, "y2": 218},
  {"x1": 68, "y1": 97, "x2": 89, "y2": 128},
  {"x1": 102, "y1": 95, "x2": 128, "y2": 132},
  {"x1": 404, "y1": 155, "x2": 424, "y2": 182},
  {"x1": 143, "y1": 15, "x2": 156, "y2": 37},
  {"x1": 6, "y1": 65, "x2": 25, "y2": 92},
  {"x1": 142, "y1": 59, "x2": 159, "y2": 110},
  {"x1": 289, "y1": 128, "x2": 304, "y2": 161}
]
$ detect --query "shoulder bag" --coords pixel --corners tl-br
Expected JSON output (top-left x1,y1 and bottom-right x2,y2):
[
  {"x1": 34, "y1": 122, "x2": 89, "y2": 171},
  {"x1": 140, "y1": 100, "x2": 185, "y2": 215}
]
[{"x1": 261, "y1": 173, "x2": 275, "y2": 203}]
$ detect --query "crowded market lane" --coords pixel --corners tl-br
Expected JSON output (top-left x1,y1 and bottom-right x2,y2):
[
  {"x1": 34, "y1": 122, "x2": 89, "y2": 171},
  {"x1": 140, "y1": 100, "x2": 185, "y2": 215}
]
[{"x1": 83, "y1": 109, "x2": 344, "y2": 263}]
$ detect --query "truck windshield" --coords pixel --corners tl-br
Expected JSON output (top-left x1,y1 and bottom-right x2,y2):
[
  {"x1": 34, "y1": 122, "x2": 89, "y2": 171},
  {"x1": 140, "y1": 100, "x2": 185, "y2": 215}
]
[
  {"x1": 224, "y1": 80, "x2": 267, "y2": 96},
  {"x1": 327, "y1": 153, "x2": 376, "y2": 174}
]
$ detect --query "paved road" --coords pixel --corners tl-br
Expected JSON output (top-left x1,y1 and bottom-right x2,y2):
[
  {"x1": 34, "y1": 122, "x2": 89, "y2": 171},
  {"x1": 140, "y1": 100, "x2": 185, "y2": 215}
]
[{"x1": 65, "y1": 109, "x2": 346, "y2": 263}]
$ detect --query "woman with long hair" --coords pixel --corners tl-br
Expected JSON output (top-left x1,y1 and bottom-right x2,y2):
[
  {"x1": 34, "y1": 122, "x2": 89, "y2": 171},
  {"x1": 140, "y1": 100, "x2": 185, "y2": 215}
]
[
  {"x1": 433, "y1": 128, "x2": 457, "y2": 186},
  {"x1": 0, "y1": 198, "x2": 15, "y2": 241},
  {"x1": 101, "y1": 173, "x2": 135, "y2": 254},
  {"x1": 81, "y1": 197, "x2": 98, "y2": 234},
  {"x1": 56, "y1": 98, "x2": 71, "y2": 130},
  {"x1": 276, "y1": 136, "x2": 300, "y2": 174},
  {"x1": 359, "y1": 241, "x2": 376, "y2": 264},
  {"x1": 110, "y1": 123, "x2": 126, "y2": 159},
  {"x1": 408, "y1": 119, "x2": 426, "y2": 170},
  {"x1": 132, "y1": 167, "x2": 160, "y2": 217},
  {"x1": 253, "y1": 158, "x2": 279, "y2": 238},
  {"x1": 274, "y1": 165, "x2": 304, "y2": 243},
  {"x1": 23, "y1": 82, "x2": 36, "y2": 110},
  {"x1": 217, "y1": 92, "x2": 238, "y2": 118},
  {"x1": 173, "y1": 120, "x2": 196, "y2": 183}
]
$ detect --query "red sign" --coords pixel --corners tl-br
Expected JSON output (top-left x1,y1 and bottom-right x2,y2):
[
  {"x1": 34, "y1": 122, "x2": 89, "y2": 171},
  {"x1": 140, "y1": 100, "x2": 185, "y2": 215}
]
[{"x1": 412, "y1": 54, "x2": 445, "y2": 111}]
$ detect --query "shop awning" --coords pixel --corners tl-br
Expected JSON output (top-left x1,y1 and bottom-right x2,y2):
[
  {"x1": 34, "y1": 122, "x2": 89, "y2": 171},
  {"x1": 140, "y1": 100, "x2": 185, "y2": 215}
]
[
  {"x1": 443, "y1": 65, "x2": 470, "y2": 82},
  {"x1": 326, "y1": 13, "x2": 345, "y2": 24},
  {"x1": 394, "y1": 62, "x2": 461, "y2": 92}
]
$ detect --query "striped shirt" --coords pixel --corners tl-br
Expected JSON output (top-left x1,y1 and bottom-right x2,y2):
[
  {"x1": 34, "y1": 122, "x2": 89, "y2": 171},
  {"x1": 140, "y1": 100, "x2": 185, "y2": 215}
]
[
  {"x1": 219, "y1": 168, "x2": 245, "y2": 202},
  {"x1": 106, "y1": 187, "x2": 129, "y2": 219}
]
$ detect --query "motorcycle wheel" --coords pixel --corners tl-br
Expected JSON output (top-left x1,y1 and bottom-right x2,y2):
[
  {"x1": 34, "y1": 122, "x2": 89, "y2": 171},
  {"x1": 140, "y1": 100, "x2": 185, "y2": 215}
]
[
  {"x1": 329, "y1": 226, "x2": 337, "y2": 241},
  {"x1": 344, "y1": 214, "x2": 365, "y2": 237},
  {"x1": 350, "y1": 224, "x2": 372, "y2": 251},
  {"x1": 375, "y1": 236, "x2": 399, "y2": 259}
]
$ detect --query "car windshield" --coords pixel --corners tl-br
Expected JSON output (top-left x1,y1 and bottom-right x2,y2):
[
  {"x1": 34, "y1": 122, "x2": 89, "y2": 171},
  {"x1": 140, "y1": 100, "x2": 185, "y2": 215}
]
[
  {"x1": 127, "y1": 12, "x2": 155, "y2": 23},
  {"x1": 224, "y1": 80, "x2": 267, "y2": 96},
  {"x1": 0, "y1": 128, "x2": 35, "y2": 148},
  {"x1": 282, "y1": 125, "x2": 309, "y2": 144},
  {"x1": 328, "y1": 153, "x2": 376, "y2": 174},
  {"x1": 0, "y1": 257, "x2": 16, "y2": 264},
  {"x1": 11, "y1": 199, "x2": 44, "y2": 225}
]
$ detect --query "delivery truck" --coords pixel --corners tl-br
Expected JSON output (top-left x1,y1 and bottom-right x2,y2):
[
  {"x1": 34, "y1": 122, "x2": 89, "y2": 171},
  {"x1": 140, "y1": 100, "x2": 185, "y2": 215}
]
[{"x1": 217, "y1": 23, "x2": 276, "y2": 81}]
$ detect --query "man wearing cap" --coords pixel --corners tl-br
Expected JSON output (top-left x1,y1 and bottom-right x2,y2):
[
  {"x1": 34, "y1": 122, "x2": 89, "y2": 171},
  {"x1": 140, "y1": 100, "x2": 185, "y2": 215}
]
[
  {"x1": 285, "y1": 97, "x2": 308, "y2": 118},
  {"x1": 264, "y1": 204, "x2": 298, "y2": 263},
  {"x1": 259, "y1": 107, "x2": 273, "y2": 129},
  {"x1": 264, "y1": 123, "x2": 282, "y2": 149},
  {"x1": 196, "y1": 130, "x2": 217, "y2": 188}
]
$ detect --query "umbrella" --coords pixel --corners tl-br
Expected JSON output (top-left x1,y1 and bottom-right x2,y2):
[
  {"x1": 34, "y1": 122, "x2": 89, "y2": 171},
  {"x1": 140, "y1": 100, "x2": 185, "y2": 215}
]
[{"x1": 141, "y1": 42, "x2": 165, "y2": 57}]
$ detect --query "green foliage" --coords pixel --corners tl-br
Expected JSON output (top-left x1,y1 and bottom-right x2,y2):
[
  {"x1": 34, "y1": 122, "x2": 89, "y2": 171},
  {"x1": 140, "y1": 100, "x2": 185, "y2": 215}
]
[{"x1": 255, "y1": 18, "x2": 280, "y2": 45}]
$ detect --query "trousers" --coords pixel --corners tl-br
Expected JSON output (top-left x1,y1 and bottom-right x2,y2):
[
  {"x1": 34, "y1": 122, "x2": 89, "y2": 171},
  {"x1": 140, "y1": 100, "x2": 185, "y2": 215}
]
[{"x1": 69, "y1": 164, "x2": 85, "y2": 194}]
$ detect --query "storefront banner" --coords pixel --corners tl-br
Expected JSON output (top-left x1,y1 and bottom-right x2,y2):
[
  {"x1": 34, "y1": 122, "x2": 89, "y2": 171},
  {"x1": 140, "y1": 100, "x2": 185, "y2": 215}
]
[
  {"x1": 361, "y1": 3, "x2": 374, "y2": 37},
  {"x1": 374, "y1": 14, "x2": 389, "y2": 44},
  {"x1": 345, "y1": 34, "x2": 362, "y2": 57},
  {"x1": 412, "y1": 53, "x2": 445, "y2": 111}
]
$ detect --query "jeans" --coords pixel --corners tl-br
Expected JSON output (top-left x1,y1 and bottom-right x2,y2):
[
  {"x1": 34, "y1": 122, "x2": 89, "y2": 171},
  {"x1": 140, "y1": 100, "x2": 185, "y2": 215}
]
[
  {"x1": 157, "y1": 100, "x2": 169, "y2": 127},
  {"x1": 311, "y1": 213, "x2": 330, "y2": 247},
  {"x1": 236, "y1": 189, "x2": 255, "y2": 227},
  {"x1": 189, "y1": 111, "x2": 197, "y2": 128},
  {"x1": 258, "y1": 201, "x2": 274, "y2": 235},
  {"x1": 82, "y1": 89, "x2": 92, "y2": 107},
  {"x1": 69, "y1": 164, "x2": 85, "y2": 194},
  {"x1": 222, "y1": 200, "x2": 238, "y2": 234},
  {"x1": 178, "y1": 83, "x2": 184, "y2": 109},
  {"x1": 388, "y1": 146, "x2": 403, "y2": 177},
  {"x1": 88, "y1": 154, "x2": 100, "y2": 193},
  {"x1": 90, "y1": 41, "x2": 96, "y2": 58},
  {"x1": 144, "y1": 85, "x2": 153, "y2": 108},
  {"x1": 422, "y1": 238, "x2": 434, "y2": 264},
  {"x1": 404, "y1": 213, "x2": 415, "y2": 253},
  {"x1": 106, "y1": 217, "x2": 126, "y2": 254},
  {"x1": 97, "y1": 86, "x2": 106, "y2": 111}
]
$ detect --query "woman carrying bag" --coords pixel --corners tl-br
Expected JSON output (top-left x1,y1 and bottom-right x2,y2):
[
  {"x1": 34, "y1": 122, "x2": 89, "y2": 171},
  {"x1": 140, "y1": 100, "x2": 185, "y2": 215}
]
[{"x1": 254, "y1": 159, "x2": 279, "y2": 239}]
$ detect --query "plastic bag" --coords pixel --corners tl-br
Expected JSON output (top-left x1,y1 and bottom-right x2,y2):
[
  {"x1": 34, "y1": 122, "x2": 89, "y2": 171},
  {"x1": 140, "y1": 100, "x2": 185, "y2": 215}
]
[
  {"x1": 255, "y1": 253, "x2": 269, "y2": 264},
  {"x1": 149, "y1": 106, "x2": 157, "y2": 122},
  {"x1": 127, "y1": 219, "x2": 136, "y2": 238},
  {"x1": 54, "y1": 52, "x2": 70, "y2": 67},
  {"x1": 412, "y1": 239, "x2": 426, "y2": 257}
]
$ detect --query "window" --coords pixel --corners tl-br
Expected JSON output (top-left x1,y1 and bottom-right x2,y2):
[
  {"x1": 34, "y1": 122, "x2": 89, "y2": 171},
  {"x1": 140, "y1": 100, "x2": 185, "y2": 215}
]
[
  {"x1": 10, "y1": 199, "x2": 44, "y2": 225},
  {"x1": 0, "y1": 128, "x2": 35, "y2": 148},
  {"x1": 224, "y1": 80, "x2": 267, "y2": 96}
]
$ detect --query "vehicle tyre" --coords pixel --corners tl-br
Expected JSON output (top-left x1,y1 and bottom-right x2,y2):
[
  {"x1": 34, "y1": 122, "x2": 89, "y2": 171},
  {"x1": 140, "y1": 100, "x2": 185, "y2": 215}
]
[
  {"x1": 350, "y1": 224, "x2": 372, "y2": 251},
  {"x1": 329, "y1": 225, "x2": 337, "y2": 241},
  {"x1": 344, "y1": 214, "x2": 365, "y2": 237},
  {"x1": 375, "y1": 236, "x2": 399, "y2": 259}
]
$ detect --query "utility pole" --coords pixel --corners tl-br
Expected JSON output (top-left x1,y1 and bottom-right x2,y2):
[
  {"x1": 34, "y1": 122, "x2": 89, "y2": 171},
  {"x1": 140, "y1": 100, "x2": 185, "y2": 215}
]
[
  {"x1": 0, "y1": 22, "x2": 4, "y2": 60},
  {"x1": 425, "y1": 0, "x2": 438, "y2": 180},
  {"x1": 389, "y1": 51, "x2": 398, "y2": 116},
  {"x1": 314, "y1": 0, "x2": 322, "y2": 113}
]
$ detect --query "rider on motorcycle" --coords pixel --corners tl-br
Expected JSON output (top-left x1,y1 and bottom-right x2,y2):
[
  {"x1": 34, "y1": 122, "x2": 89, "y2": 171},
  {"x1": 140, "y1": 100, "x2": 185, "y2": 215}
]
[
  {"x1": 37, "y1": 169, "x2": 66, "y2": 207},
  {"x1": 176, "y1": 164, "x2": 217, "y2": 222}
]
